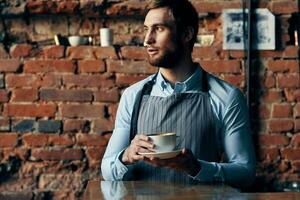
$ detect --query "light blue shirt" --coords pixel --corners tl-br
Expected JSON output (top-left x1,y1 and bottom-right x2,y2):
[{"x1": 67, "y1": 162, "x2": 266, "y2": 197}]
[{"x1": 101, "y1": 66, "x2": 256, "y2": 187}]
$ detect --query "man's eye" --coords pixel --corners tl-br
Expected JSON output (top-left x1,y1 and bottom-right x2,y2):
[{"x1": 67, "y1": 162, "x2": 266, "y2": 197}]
[{"x1": 156, "y1": 27, "x2": 164, "y2": 32}]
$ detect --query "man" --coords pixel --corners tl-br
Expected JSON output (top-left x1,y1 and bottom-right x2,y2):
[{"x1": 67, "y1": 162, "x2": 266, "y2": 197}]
[{"x1": 101, "y1": 0, "x2": 256, "y2": 187}]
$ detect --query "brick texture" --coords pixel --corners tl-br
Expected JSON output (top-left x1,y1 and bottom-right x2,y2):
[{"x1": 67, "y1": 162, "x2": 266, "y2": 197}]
[{"x1": 0, "y1": 0, "x2": 299, "y2": 197}]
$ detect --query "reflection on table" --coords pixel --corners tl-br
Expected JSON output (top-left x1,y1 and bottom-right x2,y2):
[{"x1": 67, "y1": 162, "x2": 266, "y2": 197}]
[{"x1": 82, "y1": 180, "x2": 300, "y2": 200}]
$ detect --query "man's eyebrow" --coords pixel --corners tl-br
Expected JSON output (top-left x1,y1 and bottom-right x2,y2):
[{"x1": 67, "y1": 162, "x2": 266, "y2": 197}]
[{"x1": 143, "y1": 23, "x2": 172, "y2": 28}]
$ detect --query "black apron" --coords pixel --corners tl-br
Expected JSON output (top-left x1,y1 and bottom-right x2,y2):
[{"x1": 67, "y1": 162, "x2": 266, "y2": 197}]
[{"x1": 129, "y1": 70, "x2": 219, "y2": 183}]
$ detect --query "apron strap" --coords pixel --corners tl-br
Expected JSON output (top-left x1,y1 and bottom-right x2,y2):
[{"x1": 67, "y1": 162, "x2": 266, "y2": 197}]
[
  {"x1": 130, "y1": 74, "x2": 157, "y2": 140},
  {"x1": 129, "y1": 69, "x2": 209, "y2": 140}
]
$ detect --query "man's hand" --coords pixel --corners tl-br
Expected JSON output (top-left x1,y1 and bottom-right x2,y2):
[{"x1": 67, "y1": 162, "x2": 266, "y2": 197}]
[
  {"x1": 144, "y1": 148, "x2": 201, "y2": 176},
  {"x1": 122, "y1": 135, "x2": 155, "y2": 165}
]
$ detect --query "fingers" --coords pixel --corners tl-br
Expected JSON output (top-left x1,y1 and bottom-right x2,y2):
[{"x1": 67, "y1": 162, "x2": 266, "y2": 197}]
[
  {"x1": 123, "y1": 135, "x2": 154, "y2": 164},
  {"x1": 132, "y1": 135, "x2": 155, "y2": 150}
]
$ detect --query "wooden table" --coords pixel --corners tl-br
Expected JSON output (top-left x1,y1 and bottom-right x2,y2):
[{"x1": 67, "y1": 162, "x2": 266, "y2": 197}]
[{"x1": 82, "y1": 180, "x2": 300, "y2": 200}]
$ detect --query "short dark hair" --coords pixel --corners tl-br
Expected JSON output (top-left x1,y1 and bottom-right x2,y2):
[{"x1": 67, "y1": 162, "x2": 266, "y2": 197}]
[{"x1": 147, "y1": 0, "x2": 199, "y2": 50}]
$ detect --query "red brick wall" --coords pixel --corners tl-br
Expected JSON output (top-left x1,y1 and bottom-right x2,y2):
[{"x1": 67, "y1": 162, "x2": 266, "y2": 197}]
[{"x1": 0, "y1": 0, "x2": 299, "y2": 198}]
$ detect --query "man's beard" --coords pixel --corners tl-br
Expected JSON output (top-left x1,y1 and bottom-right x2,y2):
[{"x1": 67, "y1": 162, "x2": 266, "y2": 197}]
[{"x1": 147, "y1": 43, "x2": 183, "y2": 69}]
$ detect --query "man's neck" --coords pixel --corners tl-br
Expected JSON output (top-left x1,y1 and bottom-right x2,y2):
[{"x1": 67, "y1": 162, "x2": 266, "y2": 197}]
[{"x1": 159, "y1": 58, "x2": 196, "y2": 85}]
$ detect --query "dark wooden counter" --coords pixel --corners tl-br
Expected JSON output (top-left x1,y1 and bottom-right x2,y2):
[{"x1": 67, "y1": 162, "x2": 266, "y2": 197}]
[{"x1": 83, "y1": 180, "x2": 300, "y2": 200}]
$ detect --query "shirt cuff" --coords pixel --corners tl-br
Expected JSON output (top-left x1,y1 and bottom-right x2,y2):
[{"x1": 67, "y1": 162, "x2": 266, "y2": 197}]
[
  {"x1": 114, "y1": 149, "x2": 130, "y2": 179},
  {"x1": 190, "y1": 160, "x2": 223, "y2": 182}
]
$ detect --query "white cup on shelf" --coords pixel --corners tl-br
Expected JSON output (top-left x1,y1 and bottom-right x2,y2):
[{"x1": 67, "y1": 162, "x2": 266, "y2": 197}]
[{"x1": 100, "y1": 28, "x2": 113, "y2": 47}]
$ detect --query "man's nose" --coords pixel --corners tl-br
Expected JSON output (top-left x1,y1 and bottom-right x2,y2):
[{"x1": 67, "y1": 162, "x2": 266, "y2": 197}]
[{"x1": 143, "y1": 30, "x2": 155, "y2": 46}]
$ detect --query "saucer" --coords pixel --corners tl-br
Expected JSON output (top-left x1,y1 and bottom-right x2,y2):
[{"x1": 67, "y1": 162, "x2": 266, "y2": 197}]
[{"x1": 138, "y1": 149, "x2": 182, "y2": 159}]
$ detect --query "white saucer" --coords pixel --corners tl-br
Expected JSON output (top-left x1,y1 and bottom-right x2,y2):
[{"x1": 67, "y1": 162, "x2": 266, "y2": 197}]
[{"x1": 138, "y1": 149, "x2": 182, "y2": 159}]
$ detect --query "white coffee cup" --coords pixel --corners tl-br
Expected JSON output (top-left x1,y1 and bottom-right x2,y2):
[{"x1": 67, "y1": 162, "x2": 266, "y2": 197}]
[
  {"x1": 100, "y1": 28, "x2": 113, "y2": 47},
  {"x1": 68, "y1": 36, "x2": 88, "y2": 46},
  {"x1": 148, "y1": 133, "x2": 176, "y2": 153}
]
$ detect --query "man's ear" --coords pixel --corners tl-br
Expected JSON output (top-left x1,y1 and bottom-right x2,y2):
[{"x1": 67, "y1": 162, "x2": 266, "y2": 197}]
[{"x1": 182, "y1": 27, "x2": 194, "y2": 43}]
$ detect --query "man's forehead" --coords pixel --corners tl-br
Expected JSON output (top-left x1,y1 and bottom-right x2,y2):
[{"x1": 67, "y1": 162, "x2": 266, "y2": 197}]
[{"x1": 144, "y1": 7, "x2": 175, "y2": 27}]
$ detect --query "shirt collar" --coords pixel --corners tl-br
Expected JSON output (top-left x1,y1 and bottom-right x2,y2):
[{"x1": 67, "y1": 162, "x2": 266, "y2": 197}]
[{"x1": 155, "y1": 65, "x2": 202, "y2": 92}]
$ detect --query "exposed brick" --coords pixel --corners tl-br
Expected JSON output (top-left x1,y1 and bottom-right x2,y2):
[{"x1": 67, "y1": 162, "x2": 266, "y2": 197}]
[
  {"x1": 61, "y1": 104, "x2": 105, "y2": 118},
  {"x1": 67, "y1": 43, "x2": 117, "y2": 60},
  {"x1": 121, "y1": 46, "x2": 147, "y2": 60},
  {"x1": 12, "y1": 120, "x2": 35, "y2": 133},
  {"x1": 47, "y1": 134, "x2": 74, "y2": 147},
  {"x1": 291, "y1": 134, "x2": 300, "y2": 147},
  {"x1": 38, "y1": 173, "x2": 82, "y2": 191},
  {"x1": 0, "y1": 89, "x2": 9, "y2": 102},
  {"x1": 267, "y1": 60, "x2": 299, "y2": 73},
  {"x1": 229, "y1": 50, "x2": 245, "y2": 59},
  {"x1": 37, "y1": 120, "x2": 62, "y2": 133},
  {"x1": 294, "y1": 103, "x2": 300, "y2": 118},
  {"x1": 258, "y1": 147, "x2": 279, "y2": 161},
  {"x1": 295, "y1": 119, "x2": 300, "y2": 132},
  {"x1": 283, "y1": 46, "x2": 299, "y2": 58},
  {"x1": 27, "y1": 1, "x2": 79, "y2": 14},
  {"x1": 281, "y1": 148, "x2": 300, "y2": 160},
  {"x1": 194, "y1": 1, "x2": 242, "y2": 13},
  {"x1": 31, "y1": 148, "x2": 83, "y2": 161},
  {"x1": 63, "y1": 74, "x2": 115, "y2": 88},
  {"x1": 22, "y1": 134, "x2": 48, "y2": 147},
  {"x1": 116, "y1": 74, "x2": 147, "y2": 87},
  {"x1": 0, "y1": 191, "x2": 33, "y2": 200},
  {"x1": 261, "y1": 90, "x2": 284, "y2": 103},
  {"x1": 258, "y1": 134, "x2": 289, "y2": 146},
  {"x1": 40, "y1": 89, "x2": 93, "y2": 102},
  {"x1": 5, "y1": 74, "x2": 61, "y2": 88},
  {"x1": 291, "y1": 161, "x2": 300, "y2": 172},
  {"x1": 192, "y1": 47, "x2": 218, "y2": 59},
  {"x1": 108, "y1": 104, "x2": 118, "y2": 121},
  {"x1": 42, "y1": 45, "x2": 65, "y2": 59},
  {"x1": 94, "y1": 88, "x2": 119, "y2": 102},
  {"x1": 0, "y1": 133, "x2": 18, "y2": 147},
  {"x1": 257, "y1": 104, "x2": 270, "y2": 119},
  {"x1": 0, "y1": 44, "x2": 9, "y2": 58},
  {"x1": 200, "y1": 60, "x2": 241, "y2": 73},
  {"x1": 22, "y1": 134, "x2": 74, "y2": 147},
  {"x1": 106, "y1": 0, "x2": 148, "y2": 16},
  {"x1": 107, "y1": 60, "x2": 157, "y2": 74},
  {"x1": 24, "y1": 60, "x2": 75, "y2": 73},
  {"x1": 0, "y1": 118, "x2": 10, "y2": 131},
  {"x1": 92, "y1": 118, "x2": 114, "y2": 134},
  {"x1": 284, "y1": 89, "x2": 300, "y2": 102},
  {"x1": 268, "y1": 119, "x2": 294, "y2": 133},
  {"x1": 255, "y1": 50, "x2": 283, "y2": 58},
  {"x1": 278, "y1": 161, "x2": 289, "y2": 173},
  {"x1": 86, "y1": 147, "x2": 105, "y2": 162},
  {"x1": 269, "y1": 1, "x2": 298, "y2": 14},
  {"x1": 78, "y1": 60, "x2": 105, "y2": 73},
  {"x1": 0, "y1": 59, "x2": 20, "y2": 72},
  {"x1": 264, "y1": 75, "x2": 276, "y2": 88},
  {"x1": 10, "y1": 44, "x2": 32, "y2": 58},
  {"x1": 0, "y1": 176, "x2": 36, "y2": 191},
  {"x1": 66, "y1": 46, "x2": 95, "y2": 60},
  {"x1": 222, "y1": 74, "x2": 244, "y2": 88},
  {"x1": 278, "y1": 74, "x2": 300, "y2": 88},
  {"x1": 272, "y1": 103, "x2": 292, "y2": 118},
  {"x1": 63, "y1": 119, "x2": 89, "y2": 133},
  {"x1": 76, "y1": 134, "x2": 108, "y2": 147},
  {"x1": 0, "y1": 74, "x2": 4, "y2": 88},
  {"x1": 4, "y1": 104, "x2": 57, "y2": 117},
  {"x1": 94, "y1": 47, "x2": 118, "y2": 59},
  {"x1": 11, "y1": 89, "x2": 38, "y2": 102},
  {"x1": 2, "y1": 147, "x2": 29, "y2": 161}
]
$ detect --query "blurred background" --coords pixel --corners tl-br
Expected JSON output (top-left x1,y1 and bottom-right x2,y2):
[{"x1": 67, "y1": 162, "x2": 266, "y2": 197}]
[{"x1": 0, "y1": 0, "x2": 299, "y2": 199}]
